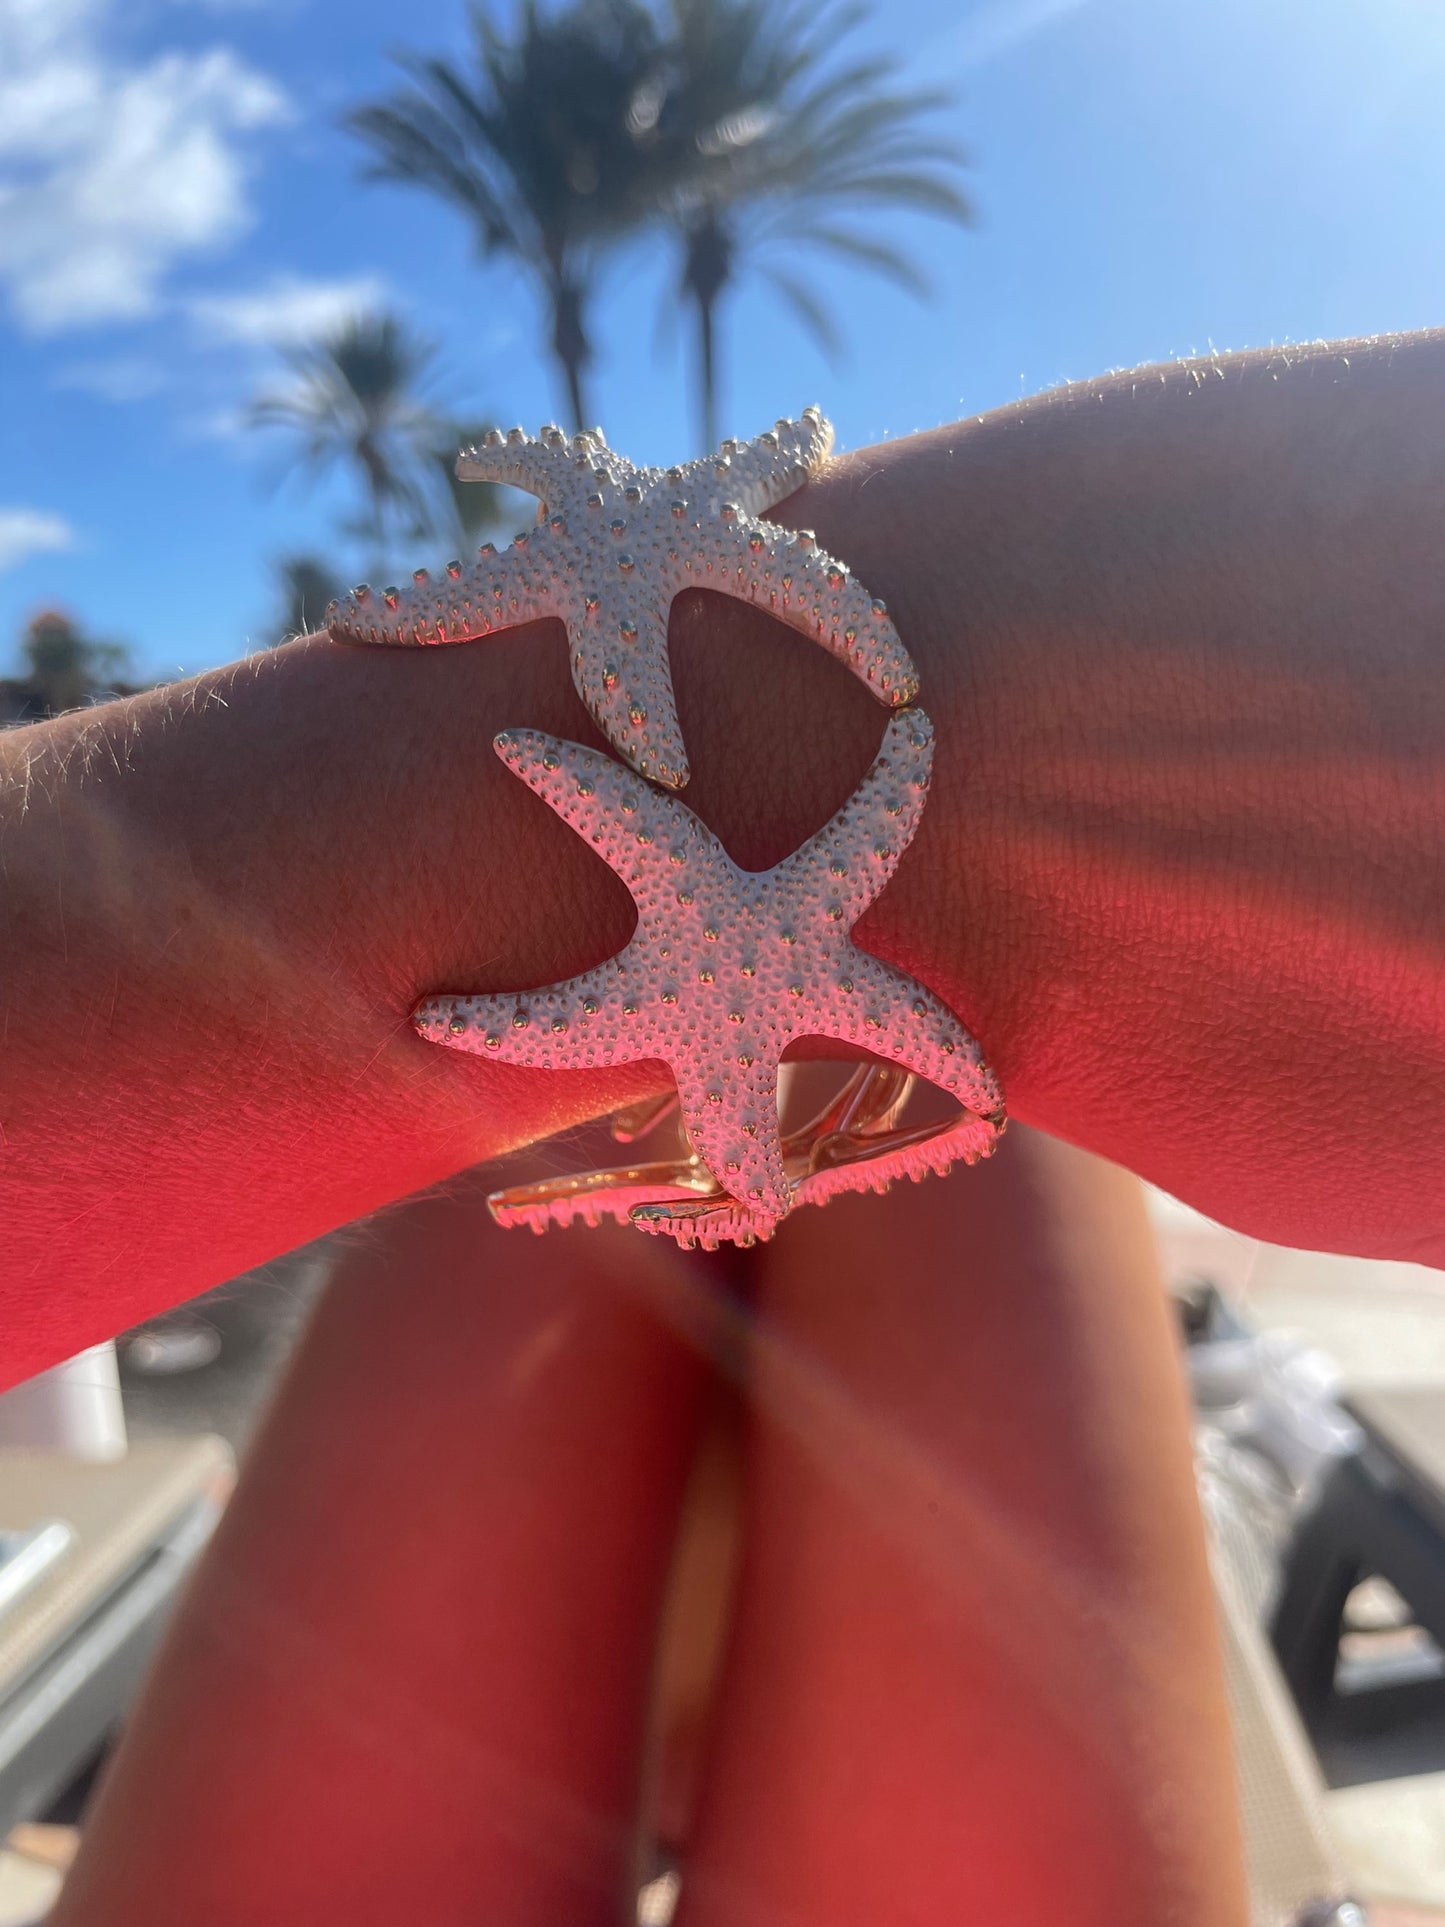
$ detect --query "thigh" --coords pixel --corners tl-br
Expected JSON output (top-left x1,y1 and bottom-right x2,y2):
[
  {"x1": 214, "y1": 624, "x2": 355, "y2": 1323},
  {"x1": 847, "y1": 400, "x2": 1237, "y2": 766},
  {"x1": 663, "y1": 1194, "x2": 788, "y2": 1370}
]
[
  {"x1": 55, "y1": 1167, "x2": 723, "y2": 1927},
  {"x1": 677, "y1": 1125, "x2": 1247, "y2": 1927}
]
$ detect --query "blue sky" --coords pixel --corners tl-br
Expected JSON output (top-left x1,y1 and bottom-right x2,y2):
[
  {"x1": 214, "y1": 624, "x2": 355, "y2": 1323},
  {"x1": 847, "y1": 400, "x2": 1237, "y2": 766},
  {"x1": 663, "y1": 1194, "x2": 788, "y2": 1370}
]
[{"x1": 2, "y1": 0, "x2": 1444, "y2": 682}]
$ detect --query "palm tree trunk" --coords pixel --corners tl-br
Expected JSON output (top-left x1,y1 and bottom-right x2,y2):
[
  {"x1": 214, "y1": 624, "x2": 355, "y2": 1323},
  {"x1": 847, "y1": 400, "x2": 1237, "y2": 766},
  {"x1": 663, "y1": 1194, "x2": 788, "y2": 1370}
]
[
  {"x1": 684, "y1": 215, "x2": 731, "y2": 455},
  {"x1": 697, "y1": 293, "x2": 718, "y2": 454},
  {"x1": 550, "y1": 278, "x2": 590, "y2": 432},
  {"x1": 562, "y1": 353, "x2": 588, "y2": 436}
]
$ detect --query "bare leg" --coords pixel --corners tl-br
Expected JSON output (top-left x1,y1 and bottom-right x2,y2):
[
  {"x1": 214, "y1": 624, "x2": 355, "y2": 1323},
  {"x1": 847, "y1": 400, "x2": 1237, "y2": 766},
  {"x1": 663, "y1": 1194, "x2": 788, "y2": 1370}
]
[
  {"x1": 677, "y1": 1127, "x2": 1247, "y2": 1927},
  {"x1": 55, "y1": 1171, "x2": 724, "y2": 1927}
]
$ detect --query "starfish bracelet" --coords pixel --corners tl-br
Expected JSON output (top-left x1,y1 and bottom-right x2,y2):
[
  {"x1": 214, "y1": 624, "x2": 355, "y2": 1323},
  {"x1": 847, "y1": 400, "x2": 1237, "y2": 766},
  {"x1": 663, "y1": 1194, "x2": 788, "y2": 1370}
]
[
  {"x1": 415, "y1": 713, "x2": 1004, "y2": 1249},
  {"x1": 326, "y1": 408, "x2": 917, "y2": 790},
  {"x1": 331, "y1": 413, "x2": 1004, "y2": 1246}
]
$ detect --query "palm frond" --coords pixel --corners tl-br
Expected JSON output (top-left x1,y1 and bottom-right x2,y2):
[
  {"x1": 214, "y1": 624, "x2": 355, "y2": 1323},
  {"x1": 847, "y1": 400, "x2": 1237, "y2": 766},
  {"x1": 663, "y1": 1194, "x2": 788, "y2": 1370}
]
[
  {"x1": 642, "y1": 0, "x2": 972, "y2": 447},
  {"x1": 809, "y1": 170, "x2": 973, "y2": 219},
  {"x1": 760, "y1": 265, "x2": 844, "y2": 361},
  {"x1": 782, "y1": 223, "x2": 933, "y2": 294},
  {"x1": 246, "y1": 310, "x2": 447, "y2": 570},
  {"x1": 346, "y1": 90, "x2": 518, "y2": 253},
  {"x1": 347, "y1": 3, "x2": 672, "y2": 424}
]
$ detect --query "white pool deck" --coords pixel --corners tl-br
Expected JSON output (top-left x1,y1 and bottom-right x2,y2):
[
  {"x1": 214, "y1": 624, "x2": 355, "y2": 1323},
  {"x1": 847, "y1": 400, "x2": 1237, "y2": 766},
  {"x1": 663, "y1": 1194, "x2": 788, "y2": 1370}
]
[{"x1": 1152, "y1": 1190, "x2": 1445, "y2": 1920}]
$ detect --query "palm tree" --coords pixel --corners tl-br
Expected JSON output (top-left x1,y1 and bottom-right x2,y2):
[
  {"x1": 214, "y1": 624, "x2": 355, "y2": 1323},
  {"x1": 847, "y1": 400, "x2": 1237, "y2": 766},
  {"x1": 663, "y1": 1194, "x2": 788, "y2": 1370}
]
[
  {"x1": 249, "y1": 311, "x2": 442, "y2": 578},
  {"x1": 347, "y1": 0, "x2": 663, "y2": 431},
  {"x1": 10, "y1": 608, "x2": 132, "y2": 718},
  {"x1": 648, "y1": 0, "x2": 971, "y2": 450}
]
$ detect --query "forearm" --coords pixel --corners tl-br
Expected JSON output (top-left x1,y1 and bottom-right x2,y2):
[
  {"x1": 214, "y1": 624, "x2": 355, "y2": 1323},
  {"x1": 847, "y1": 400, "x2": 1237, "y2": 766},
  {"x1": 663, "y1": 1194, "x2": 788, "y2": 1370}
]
[
  {"x1": 2, "y1": 331, "x2": 1442, "y2": 1380},
  {"x1": 0, "y1": 632, "x2": 667, "y2": 1382},
  {"x1": 815, "y1": 330, "x2": 1445, "y2": 1263},
  {"x1": 0, "y1": 595, "x2": 906, "y2": 1379}
]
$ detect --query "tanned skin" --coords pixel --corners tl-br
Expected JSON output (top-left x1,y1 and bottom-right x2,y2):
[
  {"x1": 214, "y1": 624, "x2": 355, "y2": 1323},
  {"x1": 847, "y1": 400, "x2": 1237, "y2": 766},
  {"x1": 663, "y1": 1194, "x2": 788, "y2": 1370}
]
[
  {"x1": 53, "y1": 1132, "x2": 1248, "y2": 1927},
  {"x1": 14, "y1": 332, "x2": 1445, "y2": 1926},
  {"x1": 3, "y1": 334, "x2": 1442, "y2": 1386}
]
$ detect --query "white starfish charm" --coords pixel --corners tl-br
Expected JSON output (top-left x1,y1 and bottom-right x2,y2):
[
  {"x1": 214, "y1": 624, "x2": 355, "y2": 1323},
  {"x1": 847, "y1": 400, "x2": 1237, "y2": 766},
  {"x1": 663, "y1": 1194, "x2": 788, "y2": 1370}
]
[
  {"x1": 413, "y1": 708, "x2": 1004, "y2": 1246},
  {"x1": 325, "y1": 409, "x2": 919, "y2": 789}
]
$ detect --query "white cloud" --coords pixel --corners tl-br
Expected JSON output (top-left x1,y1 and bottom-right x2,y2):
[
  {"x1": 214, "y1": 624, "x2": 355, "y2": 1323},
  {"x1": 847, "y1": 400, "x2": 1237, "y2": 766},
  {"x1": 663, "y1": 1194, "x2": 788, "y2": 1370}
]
[
  {"x1": 0, "y1": 507, "x2": 75, "y2": 573},
  {"x1": 0, "y1": 0, "x2": 289, "y2": 332},
  {"x1": 187, "y1": 273, "x2": 391, "y2": 348}
]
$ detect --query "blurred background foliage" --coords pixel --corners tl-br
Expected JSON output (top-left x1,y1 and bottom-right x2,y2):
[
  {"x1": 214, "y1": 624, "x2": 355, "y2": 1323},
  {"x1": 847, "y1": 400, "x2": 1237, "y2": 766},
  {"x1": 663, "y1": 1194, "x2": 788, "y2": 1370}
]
[
  {"x1": 0, "y1": 611, "x2": 135, "y2": 726},
  {"x1": 3, "y1": 0, "x2": 967, "y2": 704},
  {"x1": 347, "y1": 0, "x2": 967, "y2": 447}
]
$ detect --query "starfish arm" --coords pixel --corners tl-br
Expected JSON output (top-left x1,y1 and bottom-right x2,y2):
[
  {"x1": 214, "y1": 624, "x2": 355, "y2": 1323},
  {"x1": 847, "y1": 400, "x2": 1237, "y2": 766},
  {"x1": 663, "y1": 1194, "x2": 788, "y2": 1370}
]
[
  {"x1": 776, "y1": 709, "x2": 934, "y2": 921},
  {"x1": 326, "y1": 539, "x2": 562, "y2": 647},
  {"x1": 677, "y1": 409, "x2": 833, "y2": 518},
  {"x1": 489, "y1": 1156, "x2": 718, "y2": 1235},
  {"x1": 412, "y1": 957, "x2": 652, "y2": 1070},
  {"x1": 492, "y1": 727, "x2": 721, "y2": 902},
  {"x1": 631, "y1": 1194, "x2": 780, "y2": 1252},
  {"x1": 791, "y1": 1107, "x2": 1003, "y2": 1213},
  {"x1": 567, "y1": 583, "x2": 690, "y2": 789},
  {"x1": 456, "y1": 425, "x2": 633, "y2": 519},
  {"x1": 805, "y1": 949, "x2": 1006, "y2": 1124},
  {"x1": 706, "y1": 523, "x2": 920, "y2": 709},
  {"x1": 673, "y1": 1052, "x2": 790, "y2": 1220}
]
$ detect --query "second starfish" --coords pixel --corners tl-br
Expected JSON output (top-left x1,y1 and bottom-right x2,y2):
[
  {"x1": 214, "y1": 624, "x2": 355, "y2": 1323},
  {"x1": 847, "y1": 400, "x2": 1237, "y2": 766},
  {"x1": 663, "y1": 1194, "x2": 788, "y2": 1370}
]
[{"x1": 413, "y1": 709, "x2": 1004, "y2": 1243}]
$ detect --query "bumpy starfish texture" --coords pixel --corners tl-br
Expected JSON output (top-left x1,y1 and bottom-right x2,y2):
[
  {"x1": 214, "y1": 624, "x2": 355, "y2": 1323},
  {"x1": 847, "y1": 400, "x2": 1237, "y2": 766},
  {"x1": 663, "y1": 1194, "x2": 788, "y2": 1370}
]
[
  {"x1": 487, "y1": 1065, "x2": 1003, "y2": 1251},
  {"x1": 413, "y1": 709, "x2": 1004, "y2": 1246},
  {"x1": 325, "y1": 408, "x2": 919, "y2": 789}
]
